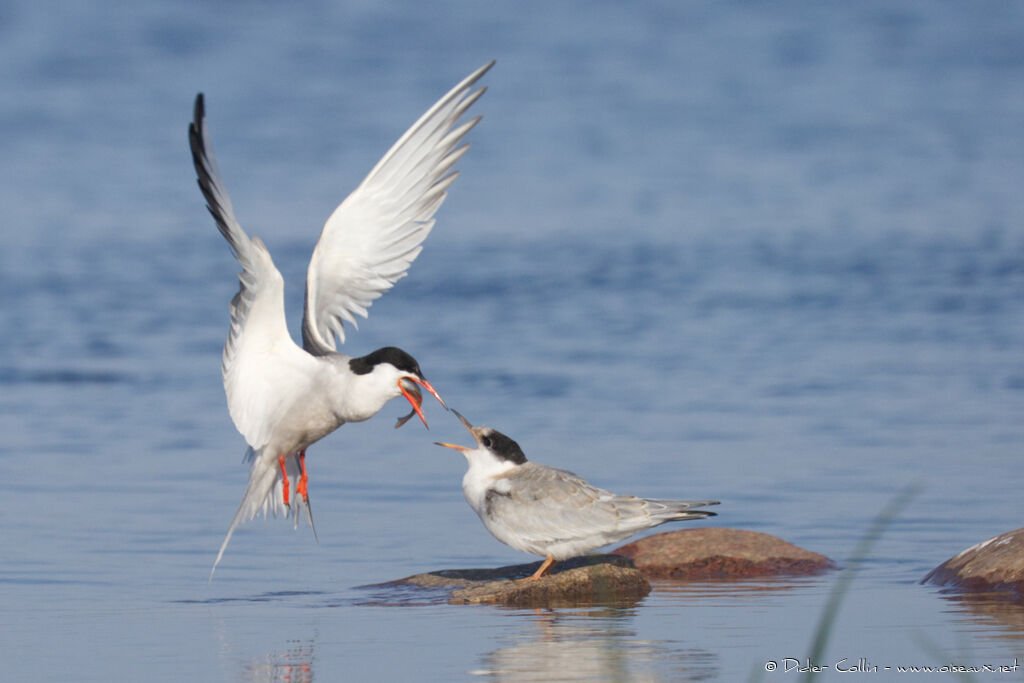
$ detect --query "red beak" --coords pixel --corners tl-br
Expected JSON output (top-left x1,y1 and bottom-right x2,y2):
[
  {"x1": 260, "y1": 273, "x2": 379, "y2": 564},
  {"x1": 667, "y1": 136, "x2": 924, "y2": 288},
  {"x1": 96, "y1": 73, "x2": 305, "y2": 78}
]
[{"x1": 398, "y1": 377, "x2": 447, "y2": 429}]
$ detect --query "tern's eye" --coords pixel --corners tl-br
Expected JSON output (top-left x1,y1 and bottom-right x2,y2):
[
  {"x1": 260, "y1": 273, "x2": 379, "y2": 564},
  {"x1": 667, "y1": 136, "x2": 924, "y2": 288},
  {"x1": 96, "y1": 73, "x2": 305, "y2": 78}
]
[{"x1": 481, "y1": 435, "x2": 492, "y2": 448}]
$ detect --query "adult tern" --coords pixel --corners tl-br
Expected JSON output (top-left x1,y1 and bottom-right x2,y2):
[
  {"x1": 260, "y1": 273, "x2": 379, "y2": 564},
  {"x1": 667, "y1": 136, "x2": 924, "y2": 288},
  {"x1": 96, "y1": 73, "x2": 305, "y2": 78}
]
[{"x1": 190, "y1": 61, "x2": 493, "y2": 577}]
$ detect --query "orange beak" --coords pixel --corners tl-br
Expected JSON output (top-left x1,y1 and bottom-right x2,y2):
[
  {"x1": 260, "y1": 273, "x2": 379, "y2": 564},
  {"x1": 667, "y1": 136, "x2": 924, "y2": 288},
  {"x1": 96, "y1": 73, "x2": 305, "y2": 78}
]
[
  {"x1": 434, "y1": 440, "x2": 468, "y2": 452},
  {"x1": 398, "y1": 377, "x2": 447, "y2": 429}
]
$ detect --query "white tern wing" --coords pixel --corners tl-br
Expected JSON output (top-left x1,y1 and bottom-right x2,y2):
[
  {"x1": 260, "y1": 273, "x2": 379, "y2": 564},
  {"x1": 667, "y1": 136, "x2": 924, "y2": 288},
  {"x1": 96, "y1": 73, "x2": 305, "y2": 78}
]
[
  {"x1": 301, "y1": 61, "x2": 493, "y2": 354},
  {"x1": 189, "y1": 94, "x2": 315, "y2": 449}
]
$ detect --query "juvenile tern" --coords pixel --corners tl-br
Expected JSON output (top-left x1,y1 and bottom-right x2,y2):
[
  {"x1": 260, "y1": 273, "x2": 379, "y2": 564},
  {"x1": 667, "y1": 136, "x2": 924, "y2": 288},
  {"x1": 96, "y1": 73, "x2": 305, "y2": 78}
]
[
  {"x1": 190, "y1": 61, "x2": 493, "y2": 577},
  {"x1": 436, "y1": 412, "x2": 719, "y2": 580}
]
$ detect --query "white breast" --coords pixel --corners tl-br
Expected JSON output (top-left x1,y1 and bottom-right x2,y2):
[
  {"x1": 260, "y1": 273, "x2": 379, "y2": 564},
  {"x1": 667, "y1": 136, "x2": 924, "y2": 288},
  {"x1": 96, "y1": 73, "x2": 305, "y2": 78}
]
[{"x1": 461, "y1": 451, "x2": 517, "y2": 520}]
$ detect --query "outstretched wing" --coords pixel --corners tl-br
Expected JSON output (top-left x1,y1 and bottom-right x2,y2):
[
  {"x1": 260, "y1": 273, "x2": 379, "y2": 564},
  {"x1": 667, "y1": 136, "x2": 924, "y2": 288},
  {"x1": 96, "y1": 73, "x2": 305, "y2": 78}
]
[
  {"x1": 301, "y1": 61, "x2": 493, "y2": 354},
  {"x1": 189, "y1": 94, "x2": 313, "y2": 448}
]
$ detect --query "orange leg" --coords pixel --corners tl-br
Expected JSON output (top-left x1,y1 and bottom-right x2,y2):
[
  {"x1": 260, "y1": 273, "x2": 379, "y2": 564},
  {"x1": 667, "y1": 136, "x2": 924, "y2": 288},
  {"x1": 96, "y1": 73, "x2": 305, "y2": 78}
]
[
  {"x1": 278, "y1": 454, "x2": 290, "y2": 506},
  {"x1": 295, "y1": 450, "x2": 309, "y2": 502},
  {"x1": 522, "y1": 555, "x2": 556, "y2": 582}
]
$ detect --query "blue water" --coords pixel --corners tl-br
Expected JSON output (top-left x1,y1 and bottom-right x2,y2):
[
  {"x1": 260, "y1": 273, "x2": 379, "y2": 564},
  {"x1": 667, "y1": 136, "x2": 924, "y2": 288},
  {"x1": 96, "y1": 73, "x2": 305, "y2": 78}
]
[{"x1": 2, "y1": 0, "x2": 1024, "y2": 680}]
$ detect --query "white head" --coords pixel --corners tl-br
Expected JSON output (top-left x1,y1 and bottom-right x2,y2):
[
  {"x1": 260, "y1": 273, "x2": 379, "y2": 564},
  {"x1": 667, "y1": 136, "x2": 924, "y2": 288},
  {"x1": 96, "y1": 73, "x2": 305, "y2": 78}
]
[{"x1": 347, "y1": 347, "x2": 446, "y2": 427}]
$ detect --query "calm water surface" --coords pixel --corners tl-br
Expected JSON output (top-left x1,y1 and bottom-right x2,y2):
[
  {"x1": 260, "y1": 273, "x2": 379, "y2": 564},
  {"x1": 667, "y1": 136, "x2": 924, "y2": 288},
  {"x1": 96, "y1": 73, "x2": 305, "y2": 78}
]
[{"x1": 2, "y1": 1, "x2": 1023, "y2": 680}]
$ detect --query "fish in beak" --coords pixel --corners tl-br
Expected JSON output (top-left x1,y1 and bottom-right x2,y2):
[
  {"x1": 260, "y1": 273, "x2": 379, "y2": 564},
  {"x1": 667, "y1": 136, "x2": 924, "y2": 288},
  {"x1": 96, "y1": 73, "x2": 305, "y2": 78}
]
[{"x1": 396, "y1": 376, "x2": 447, "y2": 429}]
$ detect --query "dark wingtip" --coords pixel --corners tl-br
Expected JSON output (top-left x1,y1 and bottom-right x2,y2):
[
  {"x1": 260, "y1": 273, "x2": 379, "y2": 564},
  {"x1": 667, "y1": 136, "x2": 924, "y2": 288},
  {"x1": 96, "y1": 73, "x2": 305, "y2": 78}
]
[
  {"x1": 188, "y1": 94, "x2": 205, "y2": 151},
  {"x1": 193, "y1": 93, "x2": 205, "y2": 125}
]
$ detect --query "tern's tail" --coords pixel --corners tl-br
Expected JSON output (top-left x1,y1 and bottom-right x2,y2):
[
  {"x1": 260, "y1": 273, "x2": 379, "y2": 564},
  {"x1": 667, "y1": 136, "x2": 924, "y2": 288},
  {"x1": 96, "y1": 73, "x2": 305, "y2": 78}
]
[
  {"x1": 209, "y1": 447, "x2": 317, "y2": 579},
  {"x1": 647, "y1": 498, "x2": 721, "y2": 523}
]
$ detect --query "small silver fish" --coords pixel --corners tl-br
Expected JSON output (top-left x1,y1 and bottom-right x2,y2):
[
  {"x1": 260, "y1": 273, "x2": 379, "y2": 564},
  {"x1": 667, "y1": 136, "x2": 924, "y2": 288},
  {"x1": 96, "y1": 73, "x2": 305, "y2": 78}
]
[{"x1": 395, "y1": 408, "x2": 417, "y2": 429}]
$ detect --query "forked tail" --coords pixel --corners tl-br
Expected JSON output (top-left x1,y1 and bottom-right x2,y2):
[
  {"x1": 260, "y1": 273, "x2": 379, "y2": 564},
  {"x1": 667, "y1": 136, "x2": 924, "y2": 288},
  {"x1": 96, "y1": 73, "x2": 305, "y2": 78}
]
[
  {"x1": 209, "y1": 447, "x2": 317, "y2": 579},
  {"x1": 650, "y1": 498, "x2": 721, "y2": 523}
]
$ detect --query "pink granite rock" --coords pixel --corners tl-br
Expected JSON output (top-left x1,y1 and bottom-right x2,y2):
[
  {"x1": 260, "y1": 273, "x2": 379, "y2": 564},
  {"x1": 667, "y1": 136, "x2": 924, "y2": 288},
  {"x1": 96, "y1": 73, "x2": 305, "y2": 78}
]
[
  {"x1": 923, "y1": 528, "x2": 1024, "y2": 601},
  {"x1": 613, "y1": 527, "x2": 835, "y2": 580}
]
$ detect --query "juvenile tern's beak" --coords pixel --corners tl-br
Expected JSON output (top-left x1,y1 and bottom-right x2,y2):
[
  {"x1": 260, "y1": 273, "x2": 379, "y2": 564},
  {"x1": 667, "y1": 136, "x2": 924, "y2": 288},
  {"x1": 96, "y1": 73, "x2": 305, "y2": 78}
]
[
  {"x1": 434, "y1": 410, "x2": 480, "y2": 451},
  {"x1": 452, "y1": 409, "x2": 475, "y2": 434},
  {"x1": 397, "y1": 377, "x2": 447, "y2": 429},
  {"x1": 434, "y1": 440, "x2": 469, "y2": 452}
]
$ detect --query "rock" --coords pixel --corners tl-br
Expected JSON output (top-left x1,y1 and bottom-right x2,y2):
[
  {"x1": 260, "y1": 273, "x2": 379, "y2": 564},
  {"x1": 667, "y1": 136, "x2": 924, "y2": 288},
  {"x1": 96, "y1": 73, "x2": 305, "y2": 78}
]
[
  {"x1": 374, "y1": 528, "x2": 835, "y2": 606},
  {"x1": 613, "y1": 527, "x2": 835, "y2": 579},
  {"x1": 922, "y1": 528, "x2": 1024, "y2": 601},
  {"x1": 387, "y1": 554, "x2": 651, "y2": 607},
  {"x1": 450, "y1": 561, "x2": 649, "y2": 607}
]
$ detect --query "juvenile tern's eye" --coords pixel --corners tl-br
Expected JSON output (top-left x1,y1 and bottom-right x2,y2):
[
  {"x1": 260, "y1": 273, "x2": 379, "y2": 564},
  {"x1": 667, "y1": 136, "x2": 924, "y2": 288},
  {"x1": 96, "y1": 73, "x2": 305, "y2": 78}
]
[{"x1": 481, "y1": 435, "x2": 492, "y2": 448}]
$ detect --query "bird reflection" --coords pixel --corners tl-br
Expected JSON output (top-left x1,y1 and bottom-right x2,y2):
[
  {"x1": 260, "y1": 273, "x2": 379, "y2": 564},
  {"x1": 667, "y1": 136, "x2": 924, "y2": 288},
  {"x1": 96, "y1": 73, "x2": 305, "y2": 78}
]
[
  {"x1": 236, "y1": 641, "x2": 315, "y2": 683},
  {"x1": 474, "y1": 608, "x2": 717, "y2": 681}
]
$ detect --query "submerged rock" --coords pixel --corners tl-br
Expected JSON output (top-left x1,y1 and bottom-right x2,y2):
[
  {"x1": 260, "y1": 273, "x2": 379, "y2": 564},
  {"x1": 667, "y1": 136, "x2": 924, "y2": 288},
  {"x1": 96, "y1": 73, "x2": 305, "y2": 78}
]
[
  {"x1": 613, "y1": 527, "x2": 835, "y2": 579},
  {"x1": 388, "y1": 554, "x2": 650, "y2": 607},
  {"x1": 922, "y1": 527, "x2": 1024, "y2": 602}
]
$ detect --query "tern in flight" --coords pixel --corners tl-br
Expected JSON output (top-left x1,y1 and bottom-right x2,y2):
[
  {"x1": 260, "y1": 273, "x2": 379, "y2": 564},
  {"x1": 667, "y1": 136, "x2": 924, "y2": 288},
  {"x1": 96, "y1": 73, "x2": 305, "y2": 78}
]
[{"x1": 190, "y1": 61, "x2": 493, "y2": 577}]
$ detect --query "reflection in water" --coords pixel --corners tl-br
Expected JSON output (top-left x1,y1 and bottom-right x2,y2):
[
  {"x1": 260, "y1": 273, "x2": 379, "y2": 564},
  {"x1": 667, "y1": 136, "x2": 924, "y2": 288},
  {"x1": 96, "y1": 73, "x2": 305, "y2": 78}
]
[
  {"x1": 650, "y1": 576, "x2": 829, "y2": 603},
  {"x1": 473, "y1": 576, "x2": 834, "y2": 680},
  {"x1": 938, "y1": 590, "x2": 1024, "y2": 641},
  {"x1": 475, "y1": 607, "x2": 717, "y2": 681},
  {"x1": 237, "y1": 642, "x2": 315, "y2": 683},
  {"x1": 213, "y1": 616, "x2": 317, "y2": 683}
]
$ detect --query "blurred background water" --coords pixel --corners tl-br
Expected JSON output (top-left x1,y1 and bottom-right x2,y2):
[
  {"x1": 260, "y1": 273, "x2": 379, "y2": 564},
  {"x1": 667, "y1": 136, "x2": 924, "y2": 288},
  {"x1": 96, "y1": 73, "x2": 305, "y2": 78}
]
[{"x1": 1, "y1": 0, "x2": 1023, "y2": 680}]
